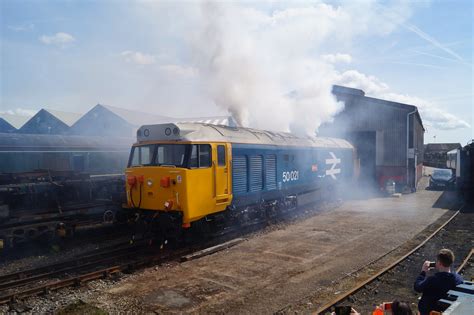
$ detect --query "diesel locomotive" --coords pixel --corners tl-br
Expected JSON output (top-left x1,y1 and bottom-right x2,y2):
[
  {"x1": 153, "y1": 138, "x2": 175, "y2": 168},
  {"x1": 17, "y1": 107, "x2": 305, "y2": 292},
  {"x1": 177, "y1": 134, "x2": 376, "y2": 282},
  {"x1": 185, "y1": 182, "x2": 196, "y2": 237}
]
[{"x1": 125, "y1": 123, "x2": 355, "y2": 236}]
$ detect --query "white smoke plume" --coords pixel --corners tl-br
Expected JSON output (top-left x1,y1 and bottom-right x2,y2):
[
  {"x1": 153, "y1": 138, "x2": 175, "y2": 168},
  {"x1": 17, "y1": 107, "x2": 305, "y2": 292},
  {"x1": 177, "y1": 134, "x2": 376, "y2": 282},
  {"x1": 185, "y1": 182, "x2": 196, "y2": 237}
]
[{"x1": 188, "y1": 1, "x2": 418, "y2": 135}]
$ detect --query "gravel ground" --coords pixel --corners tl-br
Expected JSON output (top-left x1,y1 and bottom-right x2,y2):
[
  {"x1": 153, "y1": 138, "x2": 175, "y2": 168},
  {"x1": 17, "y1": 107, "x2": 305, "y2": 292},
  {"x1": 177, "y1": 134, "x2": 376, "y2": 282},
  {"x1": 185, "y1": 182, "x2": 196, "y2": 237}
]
[
  {"x1": 327, "y1": 203, "x2": 473, "y2": 315},
  {"x1": 33, "y1": 177, "x2": 453, "y2": 315},
  {"x1": 0, "y1": 202, "x2": 338, "y2": 314}
]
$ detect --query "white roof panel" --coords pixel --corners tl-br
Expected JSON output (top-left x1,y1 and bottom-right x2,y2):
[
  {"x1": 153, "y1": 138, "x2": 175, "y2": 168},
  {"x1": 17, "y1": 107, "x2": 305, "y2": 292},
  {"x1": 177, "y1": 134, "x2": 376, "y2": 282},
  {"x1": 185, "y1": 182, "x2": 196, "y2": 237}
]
[{"x1": 136, "y1": 123, "x2": 353, "y2": 149}]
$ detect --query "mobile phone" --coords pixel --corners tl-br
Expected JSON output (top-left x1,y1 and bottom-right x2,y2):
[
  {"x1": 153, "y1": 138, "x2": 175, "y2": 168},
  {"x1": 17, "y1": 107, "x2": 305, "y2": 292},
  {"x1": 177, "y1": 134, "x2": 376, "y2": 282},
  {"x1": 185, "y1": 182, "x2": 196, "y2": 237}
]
[
  {"x1": 335, "y1": 306, "x2": 352, "y2": 315},
  {"x1": 429, "y1": 262, "x2": 436, "y2": 268},
  {"x1": 383, "y1": 302, "x2": 392, "y2": 310}
]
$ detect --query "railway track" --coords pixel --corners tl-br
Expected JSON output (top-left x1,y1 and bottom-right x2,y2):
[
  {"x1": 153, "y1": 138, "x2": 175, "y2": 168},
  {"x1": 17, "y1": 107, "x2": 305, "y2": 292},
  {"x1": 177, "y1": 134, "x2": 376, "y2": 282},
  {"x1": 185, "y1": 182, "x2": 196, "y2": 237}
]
[
  {"x1": 0, "y1": 198, "x2": 336, "y2": 309},
  {"x1": 0, "y1": 239, "x2": 191, "y2": 306},
  {"x1": 0, "y1": 200, "x2": 332, "y2": 309},
  {"x1": 315, "y1": 205, "x2": 472, "y2": 314}
]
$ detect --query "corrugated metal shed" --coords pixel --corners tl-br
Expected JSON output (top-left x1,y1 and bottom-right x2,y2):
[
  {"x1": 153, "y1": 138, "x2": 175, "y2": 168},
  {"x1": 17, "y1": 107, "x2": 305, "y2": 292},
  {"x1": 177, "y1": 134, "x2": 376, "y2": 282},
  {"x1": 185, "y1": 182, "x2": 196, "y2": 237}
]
[
  {"x1": 320, "y1": 85, "x2": 425, "y2": 190},
  {"x1": 70, "y1": 104, "x2": 141, "y2": 137},
  {"x1": 0, "y1": 118, "x2": 16, "y2": 133},
  {"x1": 69, "y1": 104, "x2": 172, "y2": 137}
]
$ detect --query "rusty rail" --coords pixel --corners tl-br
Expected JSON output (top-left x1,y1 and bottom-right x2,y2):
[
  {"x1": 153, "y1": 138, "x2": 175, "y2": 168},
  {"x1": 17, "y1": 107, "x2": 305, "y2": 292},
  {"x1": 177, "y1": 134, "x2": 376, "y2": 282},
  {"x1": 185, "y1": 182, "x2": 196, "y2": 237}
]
[{"x1": 314, "y1": 208, "x2": 462, "y2": 314}]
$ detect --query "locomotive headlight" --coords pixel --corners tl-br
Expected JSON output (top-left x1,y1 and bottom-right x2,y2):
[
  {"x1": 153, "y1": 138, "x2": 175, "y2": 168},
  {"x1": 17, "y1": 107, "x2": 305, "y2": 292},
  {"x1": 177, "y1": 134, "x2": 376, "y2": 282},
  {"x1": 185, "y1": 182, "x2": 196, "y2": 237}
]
[{"x1": 146, "y1": 179, "x2": 153, "y2": 187}]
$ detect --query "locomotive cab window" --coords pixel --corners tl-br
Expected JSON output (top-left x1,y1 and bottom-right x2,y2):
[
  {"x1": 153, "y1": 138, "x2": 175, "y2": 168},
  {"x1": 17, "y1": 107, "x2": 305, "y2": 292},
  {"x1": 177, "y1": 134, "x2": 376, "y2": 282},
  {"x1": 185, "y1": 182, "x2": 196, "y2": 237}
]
[
  {"x1": 156, "y1": 144, "x2": 187, "y2": 167},
  {"x1": 217, "y1": 145, "x2": 226, "y2": 166},
  {"x1": 189, "y1": 144, "x2": 212, "y2": 168},
  {"x1": 129, "y1": 145, "x2": 155, "y2": 167}
]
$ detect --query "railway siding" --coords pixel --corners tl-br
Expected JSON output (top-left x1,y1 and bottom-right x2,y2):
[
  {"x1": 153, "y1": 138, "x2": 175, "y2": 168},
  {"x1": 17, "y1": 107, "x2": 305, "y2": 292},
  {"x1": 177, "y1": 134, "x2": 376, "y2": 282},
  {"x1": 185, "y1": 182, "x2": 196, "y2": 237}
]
[{"x1": 86, "y1": 186, "x2": 459, "y2": 314}]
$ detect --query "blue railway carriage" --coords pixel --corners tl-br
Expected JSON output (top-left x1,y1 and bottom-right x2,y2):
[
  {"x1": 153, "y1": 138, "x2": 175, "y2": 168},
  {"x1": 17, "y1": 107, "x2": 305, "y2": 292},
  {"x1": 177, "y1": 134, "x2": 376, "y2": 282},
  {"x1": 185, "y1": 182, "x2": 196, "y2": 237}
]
[{"x1": 125, "y1": 123, "x2": 355, "y2": 230}]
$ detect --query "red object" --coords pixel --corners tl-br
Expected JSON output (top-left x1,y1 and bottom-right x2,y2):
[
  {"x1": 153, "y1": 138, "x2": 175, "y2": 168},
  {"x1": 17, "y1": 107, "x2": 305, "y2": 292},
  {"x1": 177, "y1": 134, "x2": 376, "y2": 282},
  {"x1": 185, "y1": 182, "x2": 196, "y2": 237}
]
[
  {"x1": 182, "y1": 222, "x2": 191, "y2": 229},
  {"x1": 137, "y1": 175, "x2": 144, "y2": 184},
  {"x1": 372, "y1": 308, "x2": 383, "y2": 315},
  {"x1": 127, "y1": 175, "x2": 136, "y2": 186},
  {"x1": 383, "y1": 303, "x2": 392, "y2": 311},
  {"x1": 160, "y1": 176, "x2": 170, "y2": 188}
]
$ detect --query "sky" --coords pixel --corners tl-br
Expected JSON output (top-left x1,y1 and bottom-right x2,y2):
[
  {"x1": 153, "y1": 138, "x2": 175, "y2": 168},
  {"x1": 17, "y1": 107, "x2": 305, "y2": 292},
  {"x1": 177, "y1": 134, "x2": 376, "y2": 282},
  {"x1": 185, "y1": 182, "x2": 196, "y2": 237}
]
[{"x1": 0, "y1": 0, "x2": 473, "y2": 144}]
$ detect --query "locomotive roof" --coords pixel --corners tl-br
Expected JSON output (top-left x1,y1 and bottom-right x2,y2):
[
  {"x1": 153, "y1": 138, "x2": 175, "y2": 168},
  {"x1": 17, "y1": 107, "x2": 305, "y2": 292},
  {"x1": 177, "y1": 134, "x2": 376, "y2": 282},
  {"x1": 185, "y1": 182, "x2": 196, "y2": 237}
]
[{"x1": 136, "y1": 123, "x2": 353, "y2": 149}]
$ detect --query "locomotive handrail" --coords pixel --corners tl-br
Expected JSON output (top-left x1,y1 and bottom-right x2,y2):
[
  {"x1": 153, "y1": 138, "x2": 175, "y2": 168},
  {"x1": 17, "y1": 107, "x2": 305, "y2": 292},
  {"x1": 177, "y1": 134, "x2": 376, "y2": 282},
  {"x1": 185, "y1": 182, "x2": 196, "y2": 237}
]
[{"x1": 213, "y1": 161, "x2": 217, "y2": 198}]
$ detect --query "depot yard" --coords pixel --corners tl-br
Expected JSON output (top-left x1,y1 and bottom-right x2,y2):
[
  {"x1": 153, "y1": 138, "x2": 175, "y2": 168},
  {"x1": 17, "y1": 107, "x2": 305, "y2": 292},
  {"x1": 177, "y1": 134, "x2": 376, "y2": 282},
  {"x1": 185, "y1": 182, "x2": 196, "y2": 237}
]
[{"x1": 14, "y1": 176, "x2": 464, "y2": 314}]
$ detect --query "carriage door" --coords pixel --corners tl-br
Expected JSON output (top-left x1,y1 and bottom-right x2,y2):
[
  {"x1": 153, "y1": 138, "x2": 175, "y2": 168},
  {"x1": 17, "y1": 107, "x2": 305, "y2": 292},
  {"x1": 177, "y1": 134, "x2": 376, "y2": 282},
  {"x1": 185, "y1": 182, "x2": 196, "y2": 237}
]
[{"x1": 214, "y1": 144, "x2": 230, "y2": 204}]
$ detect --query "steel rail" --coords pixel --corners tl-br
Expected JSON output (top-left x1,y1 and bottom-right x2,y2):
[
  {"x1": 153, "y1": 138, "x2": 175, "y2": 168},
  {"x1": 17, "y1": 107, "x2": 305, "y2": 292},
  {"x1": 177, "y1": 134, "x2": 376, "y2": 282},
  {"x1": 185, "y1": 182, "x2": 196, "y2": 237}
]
[
  {"x1": 0, "y1": 247, "x2": 145, "y2": 291},
  {"x1": 456, "y1": 248, "x2": 474, "y2": 273},
  {"x1": 0, "y1": 247, "x2": 194, "y2": 305},
  {"x1": 315, "y1": 208, "x2": 462, "y2": 314},
  {"x1": 0, "y1": 240, "x2": 145, "y2": 284}
]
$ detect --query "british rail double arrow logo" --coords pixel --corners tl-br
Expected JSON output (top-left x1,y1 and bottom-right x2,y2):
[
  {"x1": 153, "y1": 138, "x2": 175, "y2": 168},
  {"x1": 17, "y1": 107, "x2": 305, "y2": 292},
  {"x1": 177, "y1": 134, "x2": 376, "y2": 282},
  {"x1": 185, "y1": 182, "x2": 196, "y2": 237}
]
[{"x1": 325, "y1": 152, "x2": 341, "y2": 180}]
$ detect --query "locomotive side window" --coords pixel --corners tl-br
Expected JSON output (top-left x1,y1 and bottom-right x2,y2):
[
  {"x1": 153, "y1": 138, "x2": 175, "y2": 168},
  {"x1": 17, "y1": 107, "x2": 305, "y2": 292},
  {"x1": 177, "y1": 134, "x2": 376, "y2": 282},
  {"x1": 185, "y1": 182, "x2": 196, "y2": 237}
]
[
  {"x1": 217, "y1": 145, "x2": 226, "y2": 166},
  {"x1": 199, "y1": 144, "x2": 211, "y2": 168},
  {"x1": 189, "y1": 144, "x2": 212, "y2": 168}
]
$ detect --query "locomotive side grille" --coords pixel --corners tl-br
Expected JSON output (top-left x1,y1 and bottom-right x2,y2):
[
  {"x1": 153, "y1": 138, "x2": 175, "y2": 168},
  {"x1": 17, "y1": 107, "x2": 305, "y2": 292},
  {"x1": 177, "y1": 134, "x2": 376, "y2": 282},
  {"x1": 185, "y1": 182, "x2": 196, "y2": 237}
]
[
  {"x1": 233, "y1": 156, "x2": 248, "y2": 194},
  {"x1": 249, "y1": 155, "x2": 263, "y2": 192},
  {"x1": 265, "y1": 155, "x2": 277, "y2": 190}
]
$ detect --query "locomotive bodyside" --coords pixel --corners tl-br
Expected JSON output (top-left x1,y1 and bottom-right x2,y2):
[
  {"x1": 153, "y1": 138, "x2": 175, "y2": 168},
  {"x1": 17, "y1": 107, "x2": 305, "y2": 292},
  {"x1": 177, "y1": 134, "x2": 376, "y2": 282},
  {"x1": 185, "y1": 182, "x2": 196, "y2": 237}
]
[{"x1": 231, "y1": 143, "x2": 354, "y2": 208}]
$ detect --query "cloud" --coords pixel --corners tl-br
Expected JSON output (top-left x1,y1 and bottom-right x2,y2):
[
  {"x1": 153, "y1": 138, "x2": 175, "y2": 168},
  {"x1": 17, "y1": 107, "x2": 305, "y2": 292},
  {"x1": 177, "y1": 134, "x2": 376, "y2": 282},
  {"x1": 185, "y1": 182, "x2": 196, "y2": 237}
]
[
  {"x1": 0, "y1": 108, "x2": 37, "y2": 117},
  {"x1": 321, "y1": 53, "x2": 352, "y2": 64},
  {"x1": 8, "y1": 23, "x2": 35, "y2": 32},
  {"x1": 39, "y1": 32, "x2": 75, "y2": 47},
  {"x1": 334, "y1": 70, "x2": 470, "y2": 130},
  {"x1": 403, "y1": 22, "x2": 464, "y2": 62},
  {"x1": 120, "y1": 51, "x2": 156, "y2": 65},
  {"x1": 159, "y1": 64, "x2": 198, "y2": 78}
]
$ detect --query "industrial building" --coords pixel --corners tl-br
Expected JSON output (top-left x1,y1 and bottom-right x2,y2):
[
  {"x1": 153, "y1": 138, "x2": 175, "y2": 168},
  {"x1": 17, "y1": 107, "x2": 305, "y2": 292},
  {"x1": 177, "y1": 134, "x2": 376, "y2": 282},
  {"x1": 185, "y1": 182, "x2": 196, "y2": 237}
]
[
  {"x1": 0, "y1": 104, "x2": 237, "y2": 174},
  {"x1": 320, "y1": 85, "x2": 425, "y2": 191},
  {"x1": 19, "y1": 109, "x2": 82, "y2": 135},
  {"x1": 0, "y1": 118, "x2": 16, "y2": 133}
]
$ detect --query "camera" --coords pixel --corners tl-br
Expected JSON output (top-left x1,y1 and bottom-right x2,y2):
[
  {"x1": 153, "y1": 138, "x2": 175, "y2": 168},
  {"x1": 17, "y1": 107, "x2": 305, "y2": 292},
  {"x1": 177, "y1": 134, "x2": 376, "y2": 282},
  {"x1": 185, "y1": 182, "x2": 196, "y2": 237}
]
[
  {"x1": 335, "y1": 306, "x2": 352, "y2": 315},
  {"x1": 429, "y1": 261, "x2": 436, "y2": 268}
]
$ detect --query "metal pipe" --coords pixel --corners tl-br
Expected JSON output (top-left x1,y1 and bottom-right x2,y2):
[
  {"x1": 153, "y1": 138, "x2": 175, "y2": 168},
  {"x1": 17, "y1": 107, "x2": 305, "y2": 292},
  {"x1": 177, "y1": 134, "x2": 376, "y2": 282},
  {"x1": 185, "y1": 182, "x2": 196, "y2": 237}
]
[{"x1": 406, "y1": 108, "x2": 417, "y2": 187}]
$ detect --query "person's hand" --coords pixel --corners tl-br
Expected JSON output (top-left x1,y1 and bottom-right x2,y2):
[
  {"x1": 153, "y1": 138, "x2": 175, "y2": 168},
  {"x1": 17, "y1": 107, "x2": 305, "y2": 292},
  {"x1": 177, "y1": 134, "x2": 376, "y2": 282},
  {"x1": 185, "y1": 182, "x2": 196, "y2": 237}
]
[
  {"x1": 350, "y1": 307, "x2": 360, "y2": 315},
  {"x1": 422, "y1": 260, "x2": 431, "y2": 272}
]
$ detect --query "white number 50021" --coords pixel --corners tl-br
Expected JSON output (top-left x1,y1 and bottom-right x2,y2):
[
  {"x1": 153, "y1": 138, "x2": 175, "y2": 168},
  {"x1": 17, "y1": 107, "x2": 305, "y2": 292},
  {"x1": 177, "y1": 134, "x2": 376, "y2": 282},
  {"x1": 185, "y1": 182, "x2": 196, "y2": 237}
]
[{"x1": 282, "y1": 171, "x2": 299, "y2": 182}]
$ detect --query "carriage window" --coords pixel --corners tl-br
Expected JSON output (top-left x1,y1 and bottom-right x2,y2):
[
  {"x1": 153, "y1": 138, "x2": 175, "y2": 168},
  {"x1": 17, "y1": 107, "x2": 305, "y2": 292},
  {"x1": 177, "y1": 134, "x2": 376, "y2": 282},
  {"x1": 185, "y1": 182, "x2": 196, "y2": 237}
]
[{"x1": 217, "y1": 145, "x2": 226, "y2": 166}]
